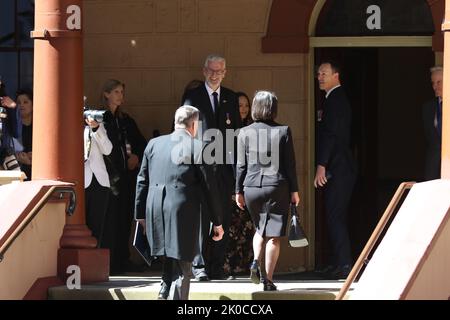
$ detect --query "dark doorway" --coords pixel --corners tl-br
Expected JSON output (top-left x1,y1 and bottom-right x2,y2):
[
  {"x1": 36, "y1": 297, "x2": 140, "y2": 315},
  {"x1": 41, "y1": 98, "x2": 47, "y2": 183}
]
[{"x1": 314, "y1": 47, "x2": 434, "y2": 267}]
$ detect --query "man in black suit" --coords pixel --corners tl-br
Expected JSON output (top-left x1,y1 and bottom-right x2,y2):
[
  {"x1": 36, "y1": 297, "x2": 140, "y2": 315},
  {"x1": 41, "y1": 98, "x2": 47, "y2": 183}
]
[
  {"x1": 135, "y1": 105, "x2": 224, "y2": 300},
  {"x1": 422, "y1": 66, "x2": 443, "y2": 180},
  {"x1": 182, "y1": 54, "x2": 241, "y2": 280},
  {"x1": 314, "y1": 61, "x2": 356, "y2": 279}
]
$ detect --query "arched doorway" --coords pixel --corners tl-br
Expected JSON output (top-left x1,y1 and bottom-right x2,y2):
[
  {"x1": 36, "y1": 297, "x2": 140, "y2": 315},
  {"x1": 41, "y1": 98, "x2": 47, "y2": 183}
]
[
  {"x1": 262, "y1": 0, "x2": 443, "y2": 270},
  {"x1": 311, "y1": 0, "x2": 436, "y2": 268}
]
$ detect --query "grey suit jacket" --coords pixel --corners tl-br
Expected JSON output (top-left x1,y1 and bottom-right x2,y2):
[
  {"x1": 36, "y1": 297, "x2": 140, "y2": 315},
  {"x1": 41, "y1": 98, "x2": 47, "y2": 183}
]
[{"x1": 236, "y1": 120, "x2": 299, "y2": 194}]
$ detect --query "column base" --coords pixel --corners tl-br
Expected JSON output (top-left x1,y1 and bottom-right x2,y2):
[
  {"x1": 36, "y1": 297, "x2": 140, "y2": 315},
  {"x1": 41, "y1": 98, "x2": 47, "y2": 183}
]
[{"x1": 57, "y1": 248, "x2": 110, "y2": 284}]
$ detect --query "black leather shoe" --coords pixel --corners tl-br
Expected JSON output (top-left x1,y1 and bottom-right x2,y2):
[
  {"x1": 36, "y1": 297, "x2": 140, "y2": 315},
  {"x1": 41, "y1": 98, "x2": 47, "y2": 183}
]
[
  {"x1": 209, "y1": 271, "x2": 226, "y2": 280},
  {"x1": 158, "y1": 283, "x2": 170, "y2": 300},
  {"x1": 331, "y1": 265, "x2": 351, "y2": 280},
  {"x1": 315, "y1": 264, "x2": 336, "y2": 274},
  {"x1": 263, "y1": 279, "x2": 277, "y2": 291},
  {"x1": 249, "y1": 260, "x2": 261, "y2": 284}
]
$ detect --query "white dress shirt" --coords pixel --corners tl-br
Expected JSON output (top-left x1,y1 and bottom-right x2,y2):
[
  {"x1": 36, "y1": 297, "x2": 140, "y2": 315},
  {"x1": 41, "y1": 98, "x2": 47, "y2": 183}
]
[
  {"x1": 325, "y1": 85, "x2": 341, "y2": 98},
  {"x1": 84, "y1": 123, "x2": 113, "y2": 188},
  {"x1": 205, "y1": 83, "x2": 221, "y2": 113}
]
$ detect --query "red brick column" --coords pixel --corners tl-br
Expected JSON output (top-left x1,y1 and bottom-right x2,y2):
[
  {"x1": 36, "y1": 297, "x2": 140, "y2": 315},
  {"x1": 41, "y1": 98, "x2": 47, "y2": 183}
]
[{"x1": 31, "y1": 0, "x2": 108, "y2": 283}]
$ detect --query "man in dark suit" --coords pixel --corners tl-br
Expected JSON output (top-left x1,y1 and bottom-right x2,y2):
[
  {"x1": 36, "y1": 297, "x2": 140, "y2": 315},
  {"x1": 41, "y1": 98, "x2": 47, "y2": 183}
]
[
  {"x1": 135, "y1": 105, "x2": 224, "y2": 300},
  {"x1": 422, "y1": 66, "x2": 443, "y2": 180},
  {"x1": 182, "y1": 54, "x2": 241, "y2": 280},
  {"x1": 314, "y1": 61, "x2": 356, "y2": 279}
]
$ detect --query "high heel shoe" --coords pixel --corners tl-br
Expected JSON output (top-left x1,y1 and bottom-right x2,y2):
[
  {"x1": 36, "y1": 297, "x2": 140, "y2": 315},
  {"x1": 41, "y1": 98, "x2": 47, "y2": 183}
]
[
  {"x1": 249, "y1": 260, "x2": 261, "y2": 284},
  {"x1": 263, "y1": 279, "x2": 277, "y2": 291}
]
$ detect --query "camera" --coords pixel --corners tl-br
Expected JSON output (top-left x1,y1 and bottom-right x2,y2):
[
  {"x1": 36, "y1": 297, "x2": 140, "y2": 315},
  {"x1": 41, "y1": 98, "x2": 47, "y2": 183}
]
[
  {"x1": 83, "y1": 106, "x2": 112, "y2": 124},
  {"x1": 1, "y1": 78, "x2": 7, "y2": 118},
  {"x1": 1, "y1": 148, "x2": 20, "y2": 171}
]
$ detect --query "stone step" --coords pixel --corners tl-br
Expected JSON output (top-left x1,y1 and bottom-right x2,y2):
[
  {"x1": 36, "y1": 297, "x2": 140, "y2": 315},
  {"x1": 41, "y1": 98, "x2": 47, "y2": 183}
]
[{"x1": 48, "y1": 276, "x2": 351, "y2": 300}]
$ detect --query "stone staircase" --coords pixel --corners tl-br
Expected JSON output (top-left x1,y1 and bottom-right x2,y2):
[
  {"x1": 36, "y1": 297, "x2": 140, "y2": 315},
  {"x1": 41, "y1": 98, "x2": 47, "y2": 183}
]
[{"x1": 48, "y1": 275, "x2": 352, "y2": 300}]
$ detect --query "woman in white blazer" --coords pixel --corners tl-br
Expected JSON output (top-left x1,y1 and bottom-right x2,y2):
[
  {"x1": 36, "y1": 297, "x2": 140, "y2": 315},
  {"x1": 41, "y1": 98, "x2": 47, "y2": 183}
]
[{"x1": 84, "y1": 116, "x2": 113, "y2": 245}]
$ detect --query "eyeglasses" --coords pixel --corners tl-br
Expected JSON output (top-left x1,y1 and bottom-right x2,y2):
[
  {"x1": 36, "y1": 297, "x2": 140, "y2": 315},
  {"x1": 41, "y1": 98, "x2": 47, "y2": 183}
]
[{"x1": 205, "y1": 68, "x2": 225, "y2": 76}]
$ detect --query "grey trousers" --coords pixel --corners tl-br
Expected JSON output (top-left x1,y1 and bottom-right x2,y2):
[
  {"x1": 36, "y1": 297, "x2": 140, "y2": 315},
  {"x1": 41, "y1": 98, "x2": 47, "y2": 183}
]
[{"x1": 167, "y1": 258, "x2": 193, "y2": 300}]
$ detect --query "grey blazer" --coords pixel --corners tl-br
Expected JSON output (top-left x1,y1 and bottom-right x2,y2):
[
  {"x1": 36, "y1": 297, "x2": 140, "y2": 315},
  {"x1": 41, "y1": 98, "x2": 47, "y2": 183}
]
[{"x1": 236, "y1": 120, "x2": 298, "y2": 194}]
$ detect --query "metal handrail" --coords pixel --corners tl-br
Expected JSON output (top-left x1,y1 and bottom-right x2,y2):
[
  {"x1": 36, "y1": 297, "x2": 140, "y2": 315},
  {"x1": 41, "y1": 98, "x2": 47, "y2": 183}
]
[
  {"x1": 335, "y1": 181, "x2": 416, "y2": 300},
  {"x1": 0, "y1": 186, "x2": 76, "y2": 263}
]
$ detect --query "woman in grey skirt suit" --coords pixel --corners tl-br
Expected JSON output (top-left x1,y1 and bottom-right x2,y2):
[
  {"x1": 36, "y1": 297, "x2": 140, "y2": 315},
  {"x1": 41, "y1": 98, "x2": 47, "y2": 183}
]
[{"x1": 235, "y1": 91, "x2": 300, "y2": 291}]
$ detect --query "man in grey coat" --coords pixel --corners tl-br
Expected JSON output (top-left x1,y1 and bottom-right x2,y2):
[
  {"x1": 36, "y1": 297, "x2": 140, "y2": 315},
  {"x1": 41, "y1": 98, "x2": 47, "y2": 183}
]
[{"x1": 135, "y1": 105, "x2": 224, "y2": 300}]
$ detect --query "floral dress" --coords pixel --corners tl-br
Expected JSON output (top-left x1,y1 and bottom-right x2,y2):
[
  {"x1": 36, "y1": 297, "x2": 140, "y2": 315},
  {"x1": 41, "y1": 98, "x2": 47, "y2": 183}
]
[{"x1": 224, "y1": 200, "x2": 255, "y2": 277}]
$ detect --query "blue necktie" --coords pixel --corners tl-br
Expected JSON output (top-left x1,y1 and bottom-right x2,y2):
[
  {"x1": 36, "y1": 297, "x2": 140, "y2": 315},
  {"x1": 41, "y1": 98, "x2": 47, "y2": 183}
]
[{"x1": 437, "y1": 100, "x2": 442, "y2": 137}]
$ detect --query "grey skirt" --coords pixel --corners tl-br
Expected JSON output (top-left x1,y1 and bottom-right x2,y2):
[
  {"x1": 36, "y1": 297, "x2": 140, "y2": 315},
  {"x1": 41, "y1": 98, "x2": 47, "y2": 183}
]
[{"x1": 244, "y1": 182, "x2": 290, "y2": 237}]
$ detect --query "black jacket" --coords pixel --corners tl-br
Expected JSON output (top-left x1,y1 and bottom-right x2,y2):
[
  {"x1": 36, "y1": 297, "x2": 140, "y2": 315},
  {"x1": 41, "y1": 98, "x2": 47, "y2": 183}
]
[
  {"x1": 317, "y1": 86, "x2": 355, "y2": 176},
  {"x1": 104, "y1": 111, "x2": 147, "y2": 189},
  {"x1": 182, "y1": 83, "x2": 241, "y2": 193},
  {"x1": 422, "y1": 97, "x2": 441, "y2": 180},
  {"x1": 182, "y1": 83, "x2": 241, "y2": 140}
]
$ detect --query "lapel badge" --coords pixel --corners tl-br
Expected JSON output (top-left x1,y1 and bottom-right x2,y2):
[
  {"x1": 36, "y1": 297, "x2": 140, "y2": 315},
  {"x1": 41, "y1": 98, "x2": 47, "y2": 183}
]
[{"x1": 317, "y1": 110, "x2": 323, "y2": 122}]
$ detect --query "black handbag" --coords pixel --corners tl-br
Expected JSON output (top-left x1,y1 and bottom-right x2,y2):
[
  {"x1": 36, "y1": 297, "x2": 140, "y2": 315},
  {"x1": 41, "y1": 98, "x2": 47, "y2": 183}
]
[{"x1": 288, "y1": 204, "x2": 309, "y2": 247}]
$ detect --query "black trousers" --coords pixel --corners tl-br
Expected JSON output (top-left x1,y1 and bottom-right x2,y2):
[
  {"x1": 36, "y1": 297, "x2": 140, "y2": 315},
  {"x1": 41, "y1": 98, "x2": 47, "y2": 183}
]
[
  {"x1": 85, "y1": 176, "x2": 110, "y2": 246},
  {"x1": 162, "y1": 257, "x2": 192, "y2": 300},
  {"x1": 115, "y1": 176, "x2": 134, "y2": 269},
  {"x1": 102, "y1": 191, "x2": 120, "y2": 272},
  {"x1": 324, "y1": 169, "x2": 356, "y2": 267},
  {"x1": 192, "y1": 164, "x2": 233, "y2": 277},
  {"x1": 103, "y1": 174, "x2": 135, "y2": 273}
]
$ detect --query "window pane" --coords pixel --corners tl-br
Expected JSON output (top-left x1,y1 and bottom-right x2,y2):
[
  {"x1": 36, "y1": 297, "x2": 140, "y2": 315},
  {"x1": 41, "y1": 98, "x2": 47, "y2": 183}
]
[
  {"x1": 19, "y1": 51, "x2": 33, "y2": 90},
  {"x1": 0, "y1": 52, "x2": 19, "y2": 96},
  {"x1": 0, "y1": 0, "x2": 15, "y2": 47},
  {"x1": 17, "y1": 0, "x2": 34, "y2": 48},
  {"x1": 316, "y1": 0, "x2": 434, "y2": 37}
]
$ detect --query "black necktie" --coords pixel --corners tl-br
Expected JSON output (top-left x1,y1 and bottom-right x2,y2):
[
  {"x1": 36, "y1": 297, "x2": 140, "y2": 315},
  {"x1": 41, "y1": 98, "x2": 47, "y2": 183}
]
[
  {"x1": 437, "y1": 100, "x2": 442, "y2": 137},
  {"x1": 212, "y1": 92, "x2": 219, "y2": 114}
]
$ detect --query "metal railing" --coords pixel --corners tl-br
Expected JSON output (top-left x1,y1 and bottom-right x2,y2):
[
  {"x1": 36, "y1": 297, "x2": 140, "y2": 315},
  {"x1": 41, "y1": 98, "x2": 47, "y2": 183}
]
[
  {"x1": 0, "y1": 186, "x2": 75, "y2": 263},
  {"x1": 336, "y1": 181, "x2": 416, "y2": 300}
]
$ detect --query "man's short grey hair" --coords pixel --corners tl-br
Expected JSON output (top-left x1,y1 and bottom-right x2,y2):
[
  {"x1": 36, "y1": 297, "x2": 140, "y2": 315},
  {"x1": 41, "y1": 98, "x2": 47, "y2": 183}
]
[
  {"x1": 430, "y1": 66, "x2": 443, "y2": 74},
  {"x1": 204, "y1": 54, "x2": 226, "y2": 68},
  {"x1": 174, "y1": 105, "x2": 199, "y2": 129}
]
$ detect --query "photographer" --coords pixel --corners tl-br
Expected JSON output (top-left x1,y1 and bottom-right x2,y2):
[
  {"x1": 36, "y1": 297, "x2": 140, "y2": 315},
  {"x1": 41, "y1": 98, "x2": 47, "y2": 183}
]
[
  {"x1": 12, "y1": 90, "x2": 33, "y2": 179},
  {"x1": 84, "y1": 112, "x2": 113, "y2": 245},
  {"x1": 0, "y1": 83, "x2": 20, "y2": 171},
  {"x1": 100, "y1": 79, "x2": 147, "y2": 274}
]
